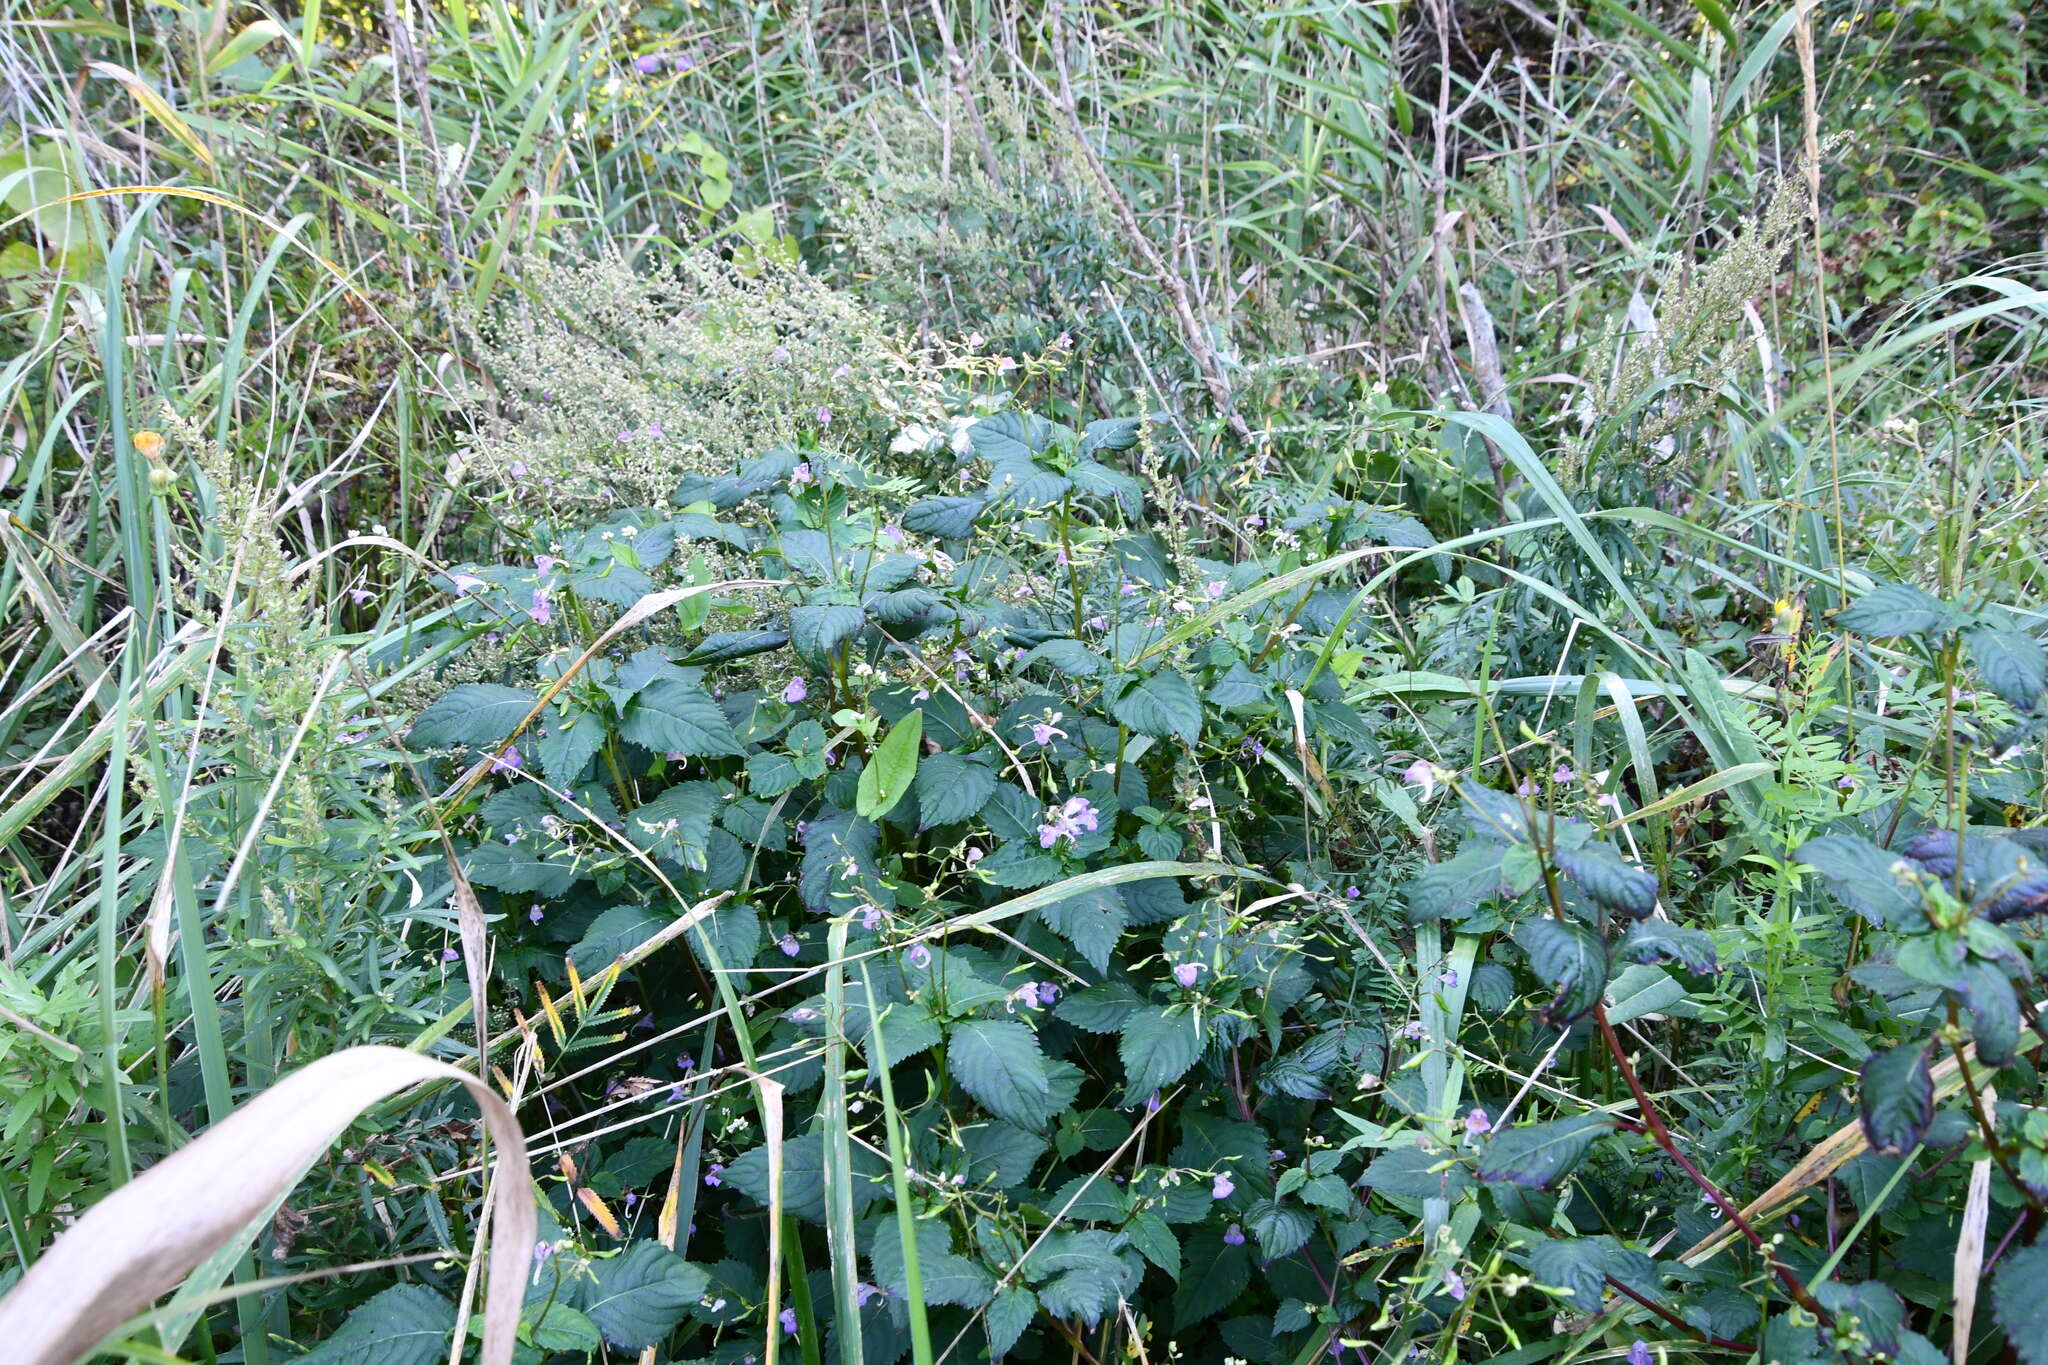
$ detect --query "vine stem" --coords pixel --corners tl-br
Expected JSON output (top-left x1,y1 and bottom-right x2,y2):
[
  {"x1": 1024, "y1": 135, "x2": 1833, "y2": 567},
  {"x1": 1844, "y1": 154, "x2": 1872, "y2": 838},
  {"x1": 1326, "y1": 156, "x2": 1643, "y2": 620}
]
[
  {"x1": 1592, "y1": 1004, "x2": 1833, "y2": 1322},
  {"x1": 1603, "y1": 1273, "x2": 1752, "y2": 1352}
]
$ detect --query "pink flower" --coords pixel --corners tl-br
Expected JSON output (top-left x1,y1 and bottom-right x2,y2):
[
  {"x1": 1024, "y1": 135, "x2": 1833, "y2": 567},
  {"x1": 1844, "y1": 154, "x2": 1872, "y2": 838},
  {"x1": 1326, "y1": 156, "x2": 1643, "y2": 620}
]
[
  {"x1": 347, "y1": 587, "x2": 375, "y2": 605},
  {"x1": 1206, "y1": 581, "x2": 1227, "y2": 599},
  {"x1": 1211, "y1": 1172, "x2": 1234, "y2": 1199},
  {"x1": 1174, "y1": 962, "x2": 1203, "y2": 988},
  {"x1": 530, "y1": 590, "x2": 552, "y2": 625},
  {"x1": 782, "y1": 677, "x2": 808, "y2": 703},
  {"x1": 815, "y1": 407, "x2": 833, "y2": 426},
  {"x1": 789, "y1": 462, "x2": 813, "y2": 488},
  {"x1": 1463, "y1": 1107, "x2": 1491, "y2": 1139},
  {"x1": 907, "y1": 943, "x2": 932, "y2": 969},
  {"x1": 1031, "y1": 721, "x2": 1064, "y2": 746},
  {"x1": 1036, "y1": 796, "x2": 1100, "y2": 849},
  {"x1": 448, "y1": 572, "x2": 487, "y2": 596},
  {"x1": 536, "y1": 555, "x2": 557, "y2": 577}
]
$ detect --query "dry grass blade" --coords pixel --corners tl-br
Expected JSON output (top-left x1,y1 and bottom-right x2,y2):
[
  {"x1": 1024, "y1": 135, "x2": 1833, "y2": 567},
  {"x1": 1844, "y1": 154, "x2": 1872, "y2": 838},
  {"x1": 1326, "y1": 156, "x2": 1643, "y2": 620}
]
[{"x1": 0, "y1": 1045, "x2": 535, "y2": 1365}]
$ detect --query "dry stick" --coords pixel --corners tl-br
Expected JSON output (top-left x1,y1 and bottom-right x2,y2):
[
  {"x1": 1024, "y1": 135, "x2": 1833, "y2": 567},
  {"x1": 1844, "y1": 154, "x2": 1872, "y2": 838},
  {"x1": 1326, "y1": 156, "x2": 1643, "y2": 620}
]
[
  {"x1": 1592, "y1": 1004, "x2": 1831, "y2": 1321},
  {"x1": 1022, "y1": 3, "x2": 1251, "y2": 444},
  {"x1": 925, "y1": 0, "x2": 1004, "y2": 188}
]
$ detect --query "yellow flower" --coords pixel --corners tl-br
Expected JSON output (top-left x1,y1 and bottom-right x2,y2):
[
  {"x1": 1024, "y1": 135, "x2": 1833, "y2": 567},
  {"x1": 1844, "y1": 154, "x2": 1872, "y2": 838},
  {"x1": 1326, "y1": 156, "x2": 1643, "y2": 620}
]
[{"x1": 133, "y1": 429, "x2": 166, "y2": 462}]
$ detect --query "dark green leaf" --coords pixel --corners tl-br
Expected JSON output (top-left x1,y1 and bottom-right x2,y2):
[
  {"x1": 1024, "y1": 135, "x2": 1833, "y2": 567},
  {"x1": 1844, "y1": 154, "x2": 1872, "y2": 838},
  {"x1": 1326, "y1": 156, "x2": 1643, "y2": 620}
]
[
  {"x1": 409, "y1": 684, "x2": 532, "y2": 749},
  {"x1": 788, "y1": 603, "x2": 865, "y2": 665},
  {"x1": 1516, "y1": 919, "x2": 1609, "y2": 1027},
  {"x1": 575, "y1": 1241, "x2": 710, "y2": 1350},
  {"x1": 900, "y1": 494, "x2": 986, "y2": 539},
  {"x1": 1119, "y1": 1006, "x2": 1205, "y2": 1104},
  {"x1": 1244, "y1": 1199, "x2": 1314, "y2": 1259},
  {"x1": 1967, "y1": 627, "x2": 2047, "y2": 710},
  {"x1": 297, "y1": 1285, "x2": 453, "y2": 1365},
  {"x1": 680, "y1": 629, "x2": 789, "y2": 665},
  {"x1": 619, "y1": 679, "x2": 744, "y2": 757},
  {"x1": 1994, "y1": 1244, "x2": 2048, "y2": 1365},
  {"x1": 1405, "y1": 843, "x2": 1507, "y2": 922},
  {"x1": 1957, "y1": 960, "x2": 2021, "y2": 1066},
  {"x1": 916, "y1": 752, "x2": 996, "y2": 828},
  {"x1": 1837, "y1": 582, "x2": 1952, "y2": 637},
  {"x1": 950, "y1": 1020, "x2": 1055, "y2": 1128},
  {"x1": 1620, "y1": 921, "x2": 1719, "y2": 974},
  {"x1": 1111, "y1": 670, "x2": 1203, "y2": 744},
  {"x1": 1039, "y1": 887, "x2": 1127, "y2": 973},
  {"x1": 1859, "y1": 1044, "x2": 1935, "y2": 1156},
  {"x1": 1554, "y1": 843, "x2": 1659, "y2": 918},
  {"x1": 1476, "y1": 1114, "x2": 1611, "y2": 1189}
]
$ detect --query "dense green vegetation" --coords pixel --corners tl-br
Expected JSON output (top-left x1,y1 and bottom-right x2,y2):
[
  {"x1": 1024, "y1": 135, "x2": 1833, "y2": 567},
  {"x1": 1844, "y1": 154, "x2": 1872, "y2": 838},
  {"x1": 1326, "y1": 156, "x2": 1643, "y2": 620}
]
[{"x1": 2, "y1": 1, "x2": 2047, "y2": 1362}]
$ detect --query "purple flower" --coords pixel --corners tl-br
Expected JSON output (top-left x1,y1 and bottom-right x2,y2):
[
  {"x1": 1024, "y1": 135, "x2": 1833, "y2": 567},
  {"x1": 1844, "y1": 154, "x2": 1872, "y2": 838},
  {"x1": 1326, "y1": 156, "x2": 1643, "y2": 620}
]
[
  {"x1": 780, "y1": 1307, "x2": 798, "y2": 1335},
  {"x1": 789, "y1": 462, "x2": 813, "y2": 488},
  {"x1": 785, "y1": 1007, "x2": 820, "y2": 1024},
  {"x1": 528, "y1": 905, "x2": 544, "y2": 924},
  {"x1": 448, "y1": 572, "x2": 486, "y2": 596},
  {"x1": 815, "y1": 407, "x2": 833, "y2": 427},
  {"x1": 1211, "y1": 1172, "x2": 1235, "y2": 1199},
  {"x1": 634, "y1": 52, "x2": 668, "y2": 74},
  {"x1": 1036, "y1": 796, "x2": 1101, "y2": 849},
  {"x1": 1244, "y1": 515, "x2": 1264, "y2": 527},
  {"x1": 1145, "y1": 1092, "x2": 1161, "y2": 1113},
  {"x1": 535, "y1": 554, "x2": 557, "y2": 577},
  {"x1": 1463, "y1": 1107, "x2": 1491, "y2": 1139},
  {"x1": 856, "y1": 1283, "x2": 886, "y2": 1307},
  {"x1": 533, "y1": 1239, "x2": 556, "y2": 1264},
  {"x1": 880, "y1": 523, "x2": 905, "y2": 544},
  {"x1": 1345, "y1": 886, "x2": 1360, "y2": 900},
  {"x1": 963, "y1": 847, "x2": 984, "y2": 866},
  {"x1": 1553, "y1": 764, "x2": 1575, "y2": 784},
  {"x1": 1206, "y1": 581, "x2": 1227, "y2": 599},
  {"x1": 704, "y1": 1163, "x2": 723, "y2": 1187},
  {"x1": 860, "y1": 904, "x2": 883, "y2": 930},
  {"x1": 1031, "y1": 721, "x2": 1064, "y2": 746},
  {"x1": 1012, "y1": 981, "x2": 1049, "y2": 1010},
  {"x1": 1084, "y1": 615, "x2": 1108, "y2": 632},
  {"x1": 530, "y1": 590, "x2": 552, "y2": 625},
  {"x1": 1173, "y1": 962, "x2": 1203, "y2": 989},
  {"x1": 1444, "y1": 1269, "x2": 1466, "y2": 1301},
  {"x1": 907, "y1": 943, "x2": 932, "y2": 970},
  {"x1": 1627, "y1": 1343, "x2": 1652, "y2": 1365},
  {"x1": 488, "y1": 745, "x2": 522, "y2": 774},
  {"x1": 779, "y1": 934, "x2": 800, "y2": 958},
  {"x1": 1223, "y1": 1223, "x2": 1245, "y2": 1246},
  {"x1": 441, "y1": 946, "x2": 460, "y2": 962},
  {"x1": 347, "y1": 587, "x2": 375, "y2": 605},
  {"x1": 782, "y1": 677, "x2": 809, "y2": 704}
]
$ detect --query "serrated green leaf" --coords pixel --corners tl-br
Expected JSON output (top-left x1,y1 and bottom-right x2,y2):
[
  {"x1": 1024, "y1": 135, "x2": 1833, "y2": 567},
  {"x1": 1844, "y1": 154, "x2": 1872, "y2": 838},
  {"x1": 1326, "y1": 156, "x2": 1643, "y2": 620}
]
[
  {"x1": 1244, "y1": 1199, "x2": 1314, "y2": 1259},
  {"x1": 1859, "y1": 1043, "x2": 1935, "y2": 1156},
  {"x1": 409, "y1": 683, "x2": 533, "y2": 749},
  {"x1": 536, "y1": 710, "x2": 607, "y2": 784},
  {"x1": 1405, "y1": 843, "x2": 1507, "y2": 922},
  {"x1": 900, "y1": 494, "x2": 985, "y2": 539},
  {"x1": 1620, "y1": 921, "x2": 1719, "y2": 974},
  {"x1": 680, "y1": 628, "x2": 789, "y2": 665},
  {"x1": 915, "y1": 751, "x2": 996, "y2": 828},
  {"x1": 1125, "y1": 1210, "x2": 1180, "y2": 1280},
  {"x1": 1119, "y1": 1006, "x2": 1204, "y2": 1105},
  {"x1": 574, "y1": 1241, "x2": 709, "y2": 1350},
  {"x1": 464, "y1": 840, "x2": 579, "y2": 897},
  {"x1": 1957, "y1": 959, "x2": 2021, "y2": 1066},
  {"x1": 1797, "y1": 833, "x2": 1927, "y2": 928},
  {"x1": 1967, "y1": 627, "x2": 2047, "y2": 710},
  {"x1": 1038, "y1": 887, "x2": 1126, "y2": 973},
  {"x1": 1995, "y1": 1244, "x2": 2048, "y2": 1365},
  {"x1": 1476, "y1": 1114, "x2": 1611, "y2": 1188},
  {"x1": 1515, "y1": 919, "x2": 1609, "y2": 1027},
  {"x1": 789, "y1": 602, "x2": 865, "y2": 665},
  {"x1": 1554, "y1": 842, "x2": 1659, "y2": 917},
  {"x1": 986, "y1": 1285, "x2": 1038, "y2": 1358},
  {"x1": 1837, "y1": 582, "x2": 1952, "y2": 637},
  {"x1": 297, "y1": 1285, "x2": 453, "y2": 1365},
  {"x1": 618, "y1": 679, "x2": 743, "y2": 757},
  {"x1": 569, "y1": 904, "x2": 666, "y2": 975},
  {"x1": 1055, "y1": 980, "x2": 1143, "y2": 1034},
  {"x1": 1111, "y1": 670, "x2": 1203, "y2": 744},
  {"x1": 949, "y1": 1019, "x2": 1054, "y2": 1128}
]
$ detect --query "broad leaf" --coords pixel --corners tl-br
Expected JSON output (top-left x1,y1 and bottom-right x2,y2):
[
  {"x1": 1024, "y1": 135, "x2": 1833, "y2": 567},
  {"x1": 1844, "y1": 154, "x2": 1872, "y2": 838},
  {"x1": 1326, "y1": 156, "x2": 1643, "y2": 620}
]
[
  {"x1": 409, "y1": 684, "x2": 532, "y2": 749},
  {"x1": 619, "y1": 679, "x2": 744, "y2": 757},
  {"x1": 1859, "y1": 1043, "x2": 1935, "y2": 1156},
  {"x1": 1476, "y1": 1114, "x2": 1611, "y2": 1189},
  {"x1": 1554, "y1": 843, "x2": 1658, "y2": 918},
  {"x1": 1994, "y1": 1244, "x2": 2048, "y2": 1365},
  {"x1": 1111, "y1": 671, "x2": 1203, "y2": 744},
  {"x1": 575, "y1": 1241, "x2": 709, "y2": 1350},
  {"x1": 297, "y1": 1286, "x2": 453, "y2": 1365},
  {"x1": 949, "y1": 1020, "x2": 1054, "y2": 1128},
  {"x1": 1837, "y1": 582, "x2": 1952, "y2": 637},
  {"x1": 1119, "y1": 1006, "x2": 1204, "y2": 1105},
  {"x1": 788, "y1": 602, "x2": 865, "y2": 665},
  {"x1": 916, "y1": 752, "x2": 997, "y2": 828},
  {"x1": 1516, "y1": 919, "x2": 1609, "y2": 1027},
  {"x1": 1406, "y1": 843, "x2": 1507, "y2": 922},
  {"x1": 1797, "y1": 833, "x2": 1927, "y2": 928}
]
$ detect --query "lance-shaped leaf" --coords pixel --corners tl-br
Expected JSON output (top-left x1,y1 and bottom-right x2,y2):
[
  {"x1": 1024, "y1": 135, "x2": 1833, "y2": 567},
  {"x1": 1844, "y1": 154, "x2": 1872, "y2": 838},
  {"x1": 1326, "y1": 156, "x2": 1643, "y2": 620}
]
[
  {"x1": 1516, "y1": 919, "x2": 1609, "y2": 1027},
  {"x1": 1859, "y1": 1043, "x2": 1935, "y2": 1156},
  {"x1": 1836, "y1": 582, "x2": 1952, "y2": 637},
  {"x1": 1955, "y1": 960, "x2": 2021, "y2": 1067},
  {"x1": 855, "y1": 710, "x2": 922, "y2": 820}
]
